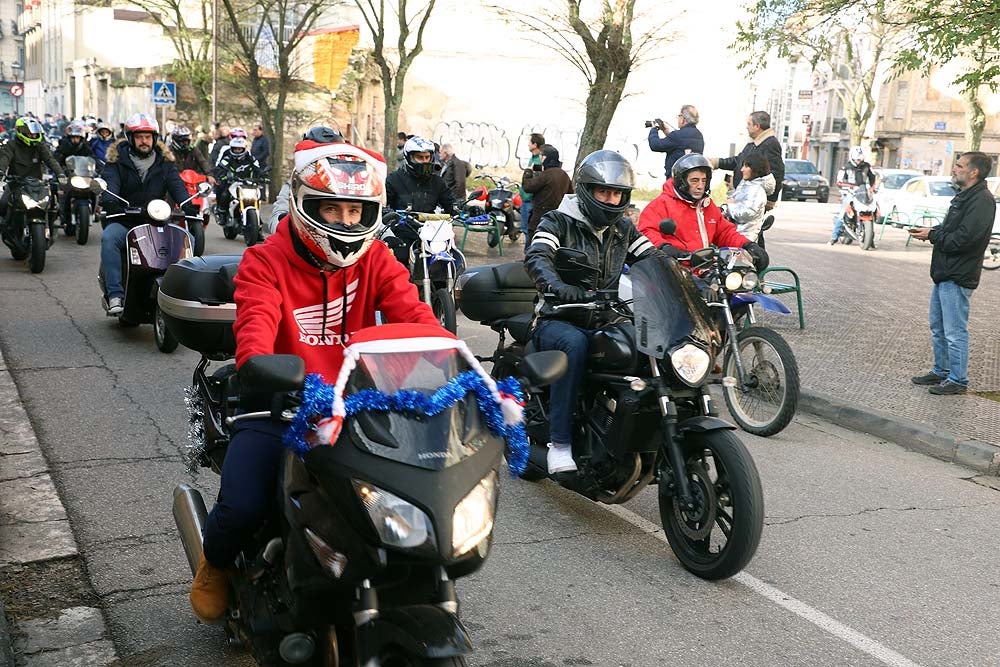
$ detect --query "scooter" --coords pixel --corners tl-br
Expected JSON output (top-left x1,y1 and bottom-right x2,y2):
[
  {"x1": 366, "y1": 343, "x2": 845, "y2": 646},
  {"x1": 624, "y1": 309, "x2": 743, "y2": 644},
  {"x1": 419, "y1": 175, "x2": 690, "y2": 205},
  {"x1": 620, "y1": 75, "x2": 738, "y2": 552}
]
[
  {"x1": 179, "y1": 169, "x2": 211, "y2": 256},
  {"x1": 97, "y1": 179, "x2": 212, "y2": 353},
  {"x1": 468, "y1": 173, "x2": 522, "y2": 245},
  {"x1": 61, "y1": 155, "x2": 100, "y2": 246}
]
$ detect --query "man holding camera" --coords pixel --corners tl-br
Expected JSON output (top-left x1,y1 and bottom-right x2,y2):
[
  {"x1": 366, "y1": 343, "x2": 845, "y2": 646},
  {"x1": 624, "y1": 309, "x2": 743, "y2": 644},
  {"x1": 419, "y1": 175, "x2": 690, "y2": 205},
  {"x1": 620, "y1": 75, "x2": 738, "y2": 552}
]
[{"x1": 647, "y1": 105, "x2": 704, "y2": 179}]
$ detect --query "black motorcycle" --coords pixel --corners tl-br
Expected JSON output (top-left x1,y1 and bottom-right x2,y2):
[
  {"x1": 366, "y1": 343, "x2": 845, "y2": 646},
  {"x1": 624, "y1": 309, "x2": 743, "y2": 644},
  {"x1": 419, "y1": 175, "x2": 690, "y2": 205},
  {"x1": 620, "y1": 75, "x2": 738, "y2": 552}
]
[
  {"x1": 1, "y1": 176, "x2": 53, "y2": 273},
  {"x1": 97, "y1": 180, "x2": 211, "y2": 352},
  {"x1": 456, "y1": 253, "x2": 764, "y2": 580},
  {"x1": 62, "y1": 155, "x2": 100, "y2": 245},
  {"x1": 160, "y1": 267, "x2": 566, "y2": 665},
  {"x1": 217, "y1": 178, "x2": 264, "y2": 246}
]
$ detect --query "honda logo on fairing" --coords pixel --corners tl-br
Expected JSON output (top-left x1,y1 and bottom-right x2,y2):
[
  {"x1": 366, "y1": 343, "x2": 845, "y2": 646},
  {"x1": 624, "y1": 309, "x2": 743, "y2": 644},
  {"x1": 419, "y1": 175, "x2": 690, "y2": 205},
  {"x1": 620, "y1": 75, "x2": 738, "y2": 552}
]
[{"x1": 292, "y1": 279, "x2": 359, "y2": 346}]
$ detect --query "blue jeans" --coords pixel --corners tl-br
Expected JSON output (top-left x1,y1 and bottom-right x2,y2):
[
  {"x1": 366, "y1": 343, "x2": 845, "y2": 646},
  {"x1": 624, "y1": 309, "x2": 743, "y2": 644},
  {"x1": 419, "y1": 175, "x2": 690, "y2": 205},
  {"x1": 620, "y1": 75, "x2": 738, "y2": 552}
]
[
  {"x1": 831, "y1": 196, "x2": 850, "y2": 241},
  {"x1": 929, "y1": 281, "x2": 973, "y2": 386},
  {"x1": 533, "y1": 319, "x2": 591, "y2": 445},
  {"x1": 100, "y1": 222, "x2": 129, "y2": 298},
  {"x1": 202, "y1": 418, "x2": 287, "y2": 567},
  {"x1": 520, "y1": 201, "x2": 532, "y2": 249}
]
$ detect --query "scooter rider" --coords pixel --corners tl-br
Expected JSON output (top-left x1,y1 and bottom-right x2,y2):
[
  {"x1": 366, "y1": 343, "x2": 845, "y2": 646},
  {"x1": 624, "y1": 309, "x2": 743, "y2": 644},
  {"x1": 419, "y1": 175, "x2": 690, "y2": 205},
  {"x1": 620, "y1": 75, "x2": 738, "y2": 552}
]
[
  {"x1": 637, "y1": 153, "x2": 768, "y2": 270},
  {"x1": 54, "y1": 121, "x2": 95, "y2": 228},
  {"x1": 0, "y1": 117, "x2": 66, "y2": 236},
  {"x1": 99, "y1": 112, "x2": 189, "y2": 316},
  {"x1": 189, "y1": 141, "x2": 442, "y2": 624},
  {"x1": 170, "y1": 125, "x2": 217, "y2": 185},
  {"x1": 213, "y1": 136, "x2": 263, "y2": 223},
  {"x1": 385, "y1": 135, "x2": 455, "y2": 214},
  {"x1": 830, "y1": 146, "x2": 876, "y2": 245},
  {"x1": 524, "y1": 150, "x2": 657, "y2": 475},
  {"x1": 89, "y1": 122, "x2": 116, "y2": 165}
]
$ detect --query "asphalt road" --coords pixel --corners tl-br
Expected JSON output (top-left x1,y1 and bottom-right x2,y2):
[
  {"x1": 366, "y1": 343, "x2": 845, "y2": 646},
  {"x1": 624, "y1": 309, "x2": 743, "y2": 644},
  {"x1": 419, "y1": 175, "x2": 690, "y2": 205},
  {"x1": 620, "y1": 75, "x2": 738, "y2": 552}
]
[{"x1": 1, "y1": 204, "x2": 999, "y2": 666}]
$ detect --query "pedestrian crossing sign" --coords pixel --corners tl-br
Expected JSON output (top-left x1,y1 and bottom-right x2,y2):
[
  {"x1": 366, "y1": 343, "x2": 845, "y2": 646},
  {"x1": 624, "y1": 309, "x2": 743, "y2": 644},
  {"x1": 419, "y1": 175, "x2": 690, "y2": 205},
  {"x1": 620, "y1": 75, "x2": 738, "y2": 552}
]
[{"x1": 152, "y1": 81, "x2": 176, "y2": 106}]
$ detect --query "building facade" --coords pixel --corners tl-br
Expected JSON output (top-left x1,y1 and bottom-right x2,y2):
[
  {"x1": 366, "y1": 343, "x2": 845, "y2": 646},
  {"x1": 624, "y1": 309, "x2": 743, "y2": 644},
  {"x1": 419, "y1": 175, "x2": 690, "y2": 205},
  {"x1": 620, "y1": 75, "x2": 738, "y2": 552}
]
[{"x1": 0, "y1": 0, "x2": 25, "y2": 116}]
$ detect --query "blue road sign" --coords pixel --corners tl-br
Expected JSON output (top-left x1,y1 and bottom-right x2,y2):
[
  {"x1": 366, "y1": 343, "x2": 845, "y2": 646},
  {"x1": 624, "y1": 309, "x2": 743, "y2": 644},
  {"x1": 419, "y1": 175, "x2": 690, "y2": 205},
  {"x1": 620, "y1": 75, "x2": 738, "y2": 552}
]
[{"x1": 152, "y1": 81, "x2": 176, "y2": 106}]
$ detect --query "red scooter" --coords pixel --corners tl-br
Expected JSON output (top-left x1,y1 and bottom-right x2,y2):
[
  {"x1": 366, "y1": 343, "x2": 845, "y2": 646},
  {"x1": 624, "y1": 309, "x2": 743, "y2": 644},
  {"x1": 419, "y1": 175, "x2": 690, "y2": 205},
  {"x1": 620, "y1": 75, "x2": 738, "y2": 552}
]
[{"x1": 179, "y1": 169, "x2": 210, "y2": 256}]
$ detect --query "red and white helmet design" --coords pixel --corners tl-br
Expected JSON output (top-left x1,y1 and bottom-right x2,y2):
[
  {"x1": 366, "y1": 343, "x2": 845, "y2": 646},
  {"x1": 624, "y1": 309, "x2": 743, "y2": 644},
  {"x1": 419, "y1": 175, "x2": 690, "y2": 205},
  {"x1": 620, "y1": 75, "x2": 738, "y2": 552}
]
[
  {"x1": 125, "y1": 112, "x2": 159, "y2": 136},
  {"x1": 229, "y1": 127, "x2": 248, "y2": 139},
  {"x1": 289, "y1": 142, "x2": 387, "y2": 268}
]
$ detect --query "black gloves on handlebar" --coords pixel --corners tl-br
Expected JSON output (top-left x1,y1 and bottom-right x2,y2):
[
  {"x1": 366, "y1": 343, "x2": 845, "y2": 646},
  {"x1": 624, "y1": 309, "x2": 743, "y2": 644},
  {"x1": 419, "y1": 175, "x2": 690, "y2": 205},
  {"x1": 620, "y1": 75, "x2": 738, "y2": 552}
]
[
  {"x1": 742, "y1": 241, "x2": 770, "y2": 272},
  {"x1": 551, "y1": 283, "x2": 596, "y2": 304},
  {"x1": 657, "y1": 243, "x2": 683, "y2": 259},
  {"x1": 182, "y1": 203, "x2": 200, "y2": 218},
  {"x1": 381, "y1": 210, "x2": 400, "y2": 226}
]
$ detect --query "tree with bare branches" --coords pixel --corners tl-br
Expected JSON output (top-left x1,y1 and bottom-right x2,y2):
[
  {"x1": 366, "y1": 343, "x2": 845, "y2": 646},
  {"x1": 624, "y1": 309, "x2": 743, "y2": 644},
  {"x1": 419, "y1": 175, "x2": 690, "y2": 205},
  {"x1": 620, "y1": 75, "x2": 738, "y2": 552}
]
[
  {"x1": 353, "y1": 0, "x2": 438, "y2": 169},
  {"x1": 494, "y1": 1, "x2": 671, "y2": 170},
  {"x1": 732, "y1": 0, "x2": 903, "y2": 146},
  {"x1": 218, "y1": 0, "x2": 329, "y2": 184}
]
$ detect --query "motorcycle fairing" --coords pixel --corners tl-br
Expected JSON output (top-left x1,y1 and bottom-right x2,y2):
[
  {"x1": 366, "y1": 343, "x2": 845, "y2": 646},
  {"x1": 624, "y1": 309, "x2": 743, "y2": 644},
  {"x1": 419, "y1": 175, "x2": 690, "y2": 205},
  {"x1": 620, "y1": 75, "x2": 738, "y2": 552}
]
[
  {"x1": 676, "y1": 415, "x2": 737, "y2": 434},
  {"x1": 729, "y1": 292, "x2": 792, "y2": 314},
  {"x1": 127, "y1": 223, "x2": 190, "y2": 272},
  {"x1": 361, "y1": 604, "x2": 472, "y2": 659},
  {"x1": 630, "y1": 255, "x2": 718, "y2": 358}
]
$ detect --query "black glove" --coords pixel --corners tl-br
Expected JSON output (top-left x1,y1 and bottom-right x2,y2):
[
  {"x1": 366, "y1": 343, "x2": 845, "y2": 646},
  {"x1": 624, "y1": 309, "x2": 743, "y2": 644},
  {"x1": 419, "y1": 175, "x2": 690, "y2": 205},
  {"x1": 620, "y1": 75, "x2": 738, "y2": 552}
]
[
  {"x1": 182, "y1": 203, "x2": 199, "y2": 218},
  {"x1": 551, "y1": 283, "x2": 595, "y2": 304},
  {"x1": 657, "y1": 243, "x2": 683, "y2": 259},
  {"x1": 381, "y1": 210, "x2": 400, "y2": 226},
  {"x1": 89, "y1": 180, "x2": 104, "y2": 194},
  {"x1": 742, "y1": 241, "x2": 769, "y2": 271}
]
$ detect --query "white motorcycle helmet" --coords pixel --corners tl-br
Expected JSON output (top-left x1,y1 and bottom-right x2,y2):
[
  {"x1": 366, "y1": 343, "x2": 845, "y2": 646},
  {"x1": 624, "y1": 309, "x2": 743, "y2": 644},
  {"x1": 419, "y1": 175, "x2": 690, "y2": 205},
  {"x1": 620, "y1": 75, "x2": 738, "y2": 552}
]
[
  {"x1": 849, "y1": 146, "x2": 865, "y2": 163},
  {"x1": 288, "y1": 143, "x2": 386, "y2": 268}
]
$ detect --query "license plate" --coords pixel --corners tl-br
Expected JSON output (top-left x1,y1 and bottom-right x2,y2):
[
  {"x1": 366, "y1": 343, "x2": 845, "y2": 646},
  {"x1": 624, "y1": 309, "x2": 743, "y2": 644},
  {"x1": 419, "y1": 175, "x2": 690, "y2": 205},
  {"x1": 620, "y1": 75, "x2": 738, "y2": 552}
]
[{"x1": 801, "y1": 190, "x2": 816, "y2": 195}]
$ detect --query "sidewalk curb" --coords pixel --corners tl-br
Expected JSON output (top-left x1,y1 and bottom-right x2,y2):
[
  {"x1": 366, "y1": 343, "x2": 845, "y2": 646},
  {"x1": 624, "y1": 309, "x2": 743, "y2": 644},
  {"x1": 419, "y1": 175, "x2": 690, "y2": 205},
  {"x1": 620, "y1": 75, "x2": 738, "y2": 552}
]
[{"x1": 799, "y1": 389, "x2": 1000, "y2": 475}]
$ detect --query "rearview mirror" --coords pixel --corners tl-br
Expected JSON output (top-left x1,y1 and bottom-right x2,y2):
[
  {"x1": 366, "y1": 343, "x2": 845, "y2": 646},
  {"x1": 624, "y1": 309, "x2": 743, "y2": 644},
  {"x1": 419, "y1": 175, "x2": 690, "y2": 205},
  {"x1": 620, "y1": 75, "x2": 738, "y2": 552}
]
[
  {"x1": 690, "y1": 247, "x2": 716, "y2": 269},
  {"x1": 94, "y1": 177, "x2": 108, "y2": 192},
  {"x1": 197, "y1": 182, "x2": 212, "y2": 195}
]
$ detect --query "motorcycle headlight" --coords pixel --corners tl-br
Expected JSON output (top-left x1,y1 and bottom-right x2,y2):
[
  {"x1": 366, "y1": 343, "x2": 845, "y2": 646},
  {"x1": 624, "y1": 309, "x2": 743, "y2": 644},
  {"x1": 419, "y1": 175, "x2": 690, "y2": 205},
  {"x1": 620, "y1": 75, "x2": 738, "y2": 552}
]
[
  {"x1": 670, "y1": 343, "x2": 711, "y2": 387},
  {"x1": 241, "y1": 187, "x2": 260, "y2": 201},
  {"x1": 353, "y1": 480, "x2": 436, "y2": 552},
  {"x1": 146, "y1": 199, "x2": 171, "y2": 221},
  {"x1": 70, "y1": 176, "x2": 90, "y2": 190},
  {"x1": 742, "y1": 272, "x2": 759, "y2": 291},
  {"x1": 724, "y1": 272, "x2": 744, "y2": 292},
  {"x1": 453, "y1": 471, "x2": 497, "y2": 558},
  {"x1": 20, "y1": 194, "x2": 39, "y2": 209}
]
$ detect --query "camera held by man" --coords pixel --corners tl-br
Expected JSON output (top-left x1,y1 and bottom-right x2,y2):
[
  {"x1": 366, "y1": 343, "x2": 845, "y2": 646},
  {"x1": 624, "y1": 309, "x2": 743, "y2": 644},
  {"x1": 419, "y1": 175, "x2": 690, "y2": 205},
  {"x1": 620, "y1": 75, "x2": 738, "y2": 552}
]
[{"x1": 644, "y1": 118, "x2": 670, "y2": 131}]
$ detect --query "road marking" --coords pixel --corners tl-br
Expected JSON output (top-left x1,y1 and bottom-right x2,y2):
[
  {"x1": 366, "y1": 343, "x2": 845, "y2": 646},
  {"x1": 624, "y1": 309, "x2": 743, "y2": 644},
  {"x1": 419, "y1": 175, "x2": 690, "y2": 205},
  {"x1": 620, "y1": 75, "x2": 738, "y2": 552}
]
[{"x1": 600, "y1": 503, "x2": 924, "y2": 667}]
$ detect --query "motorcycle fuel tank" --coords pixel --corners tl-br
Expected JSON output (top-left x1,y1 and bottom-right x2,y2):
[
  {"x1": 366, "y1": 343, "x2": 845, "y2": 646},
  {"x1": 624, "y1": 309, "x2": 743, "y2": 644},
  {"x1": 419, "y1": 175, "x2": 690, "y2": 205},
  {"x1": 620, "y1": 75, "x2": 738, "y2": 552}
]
[{"x1": 587, "y1": 323, "x2": 637, "y2": 372}]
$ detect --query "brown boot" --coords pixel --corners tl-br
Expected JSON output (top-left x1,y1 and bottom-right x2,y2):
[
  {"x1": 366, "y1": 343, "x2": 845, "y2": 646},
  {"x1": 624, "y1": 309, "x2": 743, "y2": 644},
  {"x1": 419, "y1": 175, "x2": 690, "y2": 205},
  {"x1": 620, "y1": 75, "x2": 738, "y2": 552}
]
[{"x1": 190, "y1": 554, "x2": 229, "y2": 623}]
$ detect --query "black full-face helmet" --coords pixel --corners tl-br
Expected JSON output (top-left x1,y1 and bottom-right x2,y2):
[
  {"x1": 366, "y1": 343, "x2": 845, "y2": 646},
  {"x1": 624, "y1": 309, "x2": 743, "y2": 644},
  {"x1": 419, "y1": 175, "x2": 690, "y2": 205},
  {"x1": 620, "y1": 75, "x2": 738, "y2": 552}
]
[
  {"x1": 671, "y1": 153, "x2": 713, "y2": 203},
  {"x1": 575, "y1": 150, "x2": 635, "y2": 228}
]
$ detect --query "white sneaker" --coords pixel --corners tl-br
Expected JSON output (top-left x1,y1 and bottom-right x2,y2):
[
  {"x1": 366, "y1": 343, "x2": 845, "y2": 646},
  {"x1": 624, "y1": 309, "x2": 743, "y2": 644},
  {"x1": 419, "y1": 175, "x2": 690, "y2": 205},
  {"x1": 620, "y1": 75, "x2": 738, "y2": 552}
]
[
  {"x1": 547, "y1": 443, "x2": 577, "y2": 474},
  {"x1": 106, "y1": 296, "x2": 123, "y2": 316}
]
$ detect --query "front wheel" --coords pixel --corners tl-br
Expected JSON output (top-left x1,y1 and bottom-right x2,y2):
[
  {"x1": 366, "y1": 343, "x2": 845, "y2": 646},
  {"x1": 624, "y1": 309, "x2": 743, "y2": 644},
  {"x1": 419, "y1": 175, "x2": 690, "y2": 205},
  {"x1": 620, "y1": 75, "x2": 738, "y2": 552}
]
[
  {"x1": 244, "y1": 208, "x2": 260, "y2": 246},
  {"x1": 154, "y1": 303, "x2": 179, "y2": 353},
  {"x1": 28, "y1": 224, "x2": 46, "y2": 273},
  {"x1": 190, "y1": 219, "x2": 205, "y2": 256},
  {"x1": 983, "y1": 233, "x2": 1000, "y2": 271},
  {"x1": 75, "y1": 201, "x2": 91, "y2": 245},
  {"x1": 378, "y1": 655, "x2": 468, "y2": 667},
  {"x1": 659, "y1": 430, "x2": 764, "y2": 580},
  {"x1": 722, "y1": 326, "x2": 799, "y2": 437},
  {"x1": 861, "y1": 217, "x2": 875, "y2": 250},
  {"x1": 431, "y1": 287, "x2": 457, "y2": 333},
  {"x1": 486, "y1": 228, "x2": 499, "y2": 248}
]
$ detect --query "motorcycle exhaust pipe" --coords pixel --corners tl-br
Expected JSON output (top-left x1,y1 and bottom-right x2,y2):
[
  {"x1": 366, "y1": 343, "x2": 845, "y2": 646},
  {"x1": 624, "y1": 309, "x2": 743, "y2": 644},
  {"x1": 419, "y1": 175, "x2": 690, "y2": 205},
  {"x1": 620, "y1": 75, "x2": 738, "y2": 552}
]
[{"x1": 173, "y1": 483, "x2": 208, "y2": 576}]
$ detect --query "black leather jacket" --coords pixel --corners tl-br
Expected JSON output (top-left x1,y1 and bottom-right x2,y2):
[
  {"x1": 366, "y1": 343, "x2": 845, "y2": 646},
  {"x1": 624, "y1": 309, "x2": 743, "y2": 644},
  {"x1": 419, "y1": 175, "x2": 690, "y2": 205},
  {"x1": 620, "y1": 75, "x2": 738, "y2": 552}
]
[
  {"x1": 928, "y1": 178, "x2": 995, "y2": 289},
  {"x1": 524, "y1": 195, "x2": 656, "y2": 327}
]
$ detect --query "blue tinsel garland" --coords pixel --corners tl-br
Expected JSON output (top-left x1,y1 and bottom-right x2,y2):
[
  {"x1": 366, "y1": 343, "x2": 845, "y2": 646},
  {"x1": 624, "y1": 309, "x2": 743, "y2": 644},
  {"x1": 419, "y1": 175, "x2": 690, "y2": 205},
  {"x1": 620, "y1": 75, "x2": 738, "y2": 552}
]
[{"x1": 283, "y1": 371, "x2": 529, "y2": 477}]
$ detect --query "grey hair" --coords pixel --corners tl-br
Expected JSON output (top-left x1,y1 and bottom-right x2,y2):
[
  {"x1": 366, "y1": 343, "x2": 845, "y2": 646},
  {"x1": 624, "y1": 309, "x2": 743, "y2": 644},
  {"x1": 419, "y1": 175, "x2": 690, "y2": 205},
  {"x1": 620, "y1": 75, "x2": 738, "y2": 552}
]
[
  {"x1": 440, "y1": 143, "x2": 454, "y2": 153},
  {"x1": 749, "y1": 111, "x2": 771, "y2": 130},
  {"x1": 680, "y1": 105, "x2": 699, "y2": 125}
]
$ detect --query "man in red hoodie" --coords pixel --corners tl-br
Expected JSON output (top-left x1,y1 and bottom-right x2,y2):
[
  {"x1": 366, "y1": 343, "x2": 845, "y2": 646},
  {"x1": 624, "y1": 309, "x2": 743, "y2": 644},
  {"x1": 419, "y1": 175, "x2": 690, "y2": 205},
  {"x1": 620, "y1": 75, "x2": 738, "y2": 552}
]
[
  {"x1": 637, "y1": 153, "x2": 767, "y2": 268},
  {"x1": 189, "y1": 140, "x2": 441, "y2": 623}
]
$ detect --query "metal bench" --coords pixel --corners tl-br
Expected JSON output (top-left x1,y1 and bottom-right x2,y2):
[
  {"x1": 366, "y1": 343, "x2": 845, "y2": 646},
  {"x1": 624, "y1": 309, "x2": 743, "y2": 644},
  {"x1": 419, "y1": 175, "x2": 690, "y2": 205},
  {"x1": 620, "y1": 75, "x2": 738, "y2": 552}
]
[{"x1": 758, "y1": 266, "x2": 804, "y2": 329}]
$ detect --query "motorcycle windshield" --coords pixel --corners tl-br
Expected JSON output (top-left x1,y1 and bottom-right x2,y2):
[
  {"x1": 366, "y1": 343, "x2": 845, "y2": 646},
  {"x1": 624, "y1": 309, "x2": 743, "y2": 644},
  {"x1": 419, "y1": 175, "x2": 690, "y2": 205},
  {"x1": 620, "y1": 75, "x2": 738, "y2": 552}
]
[
  {"x1": 67, "y1": 156, "x2": 97, "y2": 177},
  {"x1": 345, "y1": 346, "x2": 496, "y2": 471},
  {"x1": 629, "y1": 255, "x2": 718, "y2": 358}
]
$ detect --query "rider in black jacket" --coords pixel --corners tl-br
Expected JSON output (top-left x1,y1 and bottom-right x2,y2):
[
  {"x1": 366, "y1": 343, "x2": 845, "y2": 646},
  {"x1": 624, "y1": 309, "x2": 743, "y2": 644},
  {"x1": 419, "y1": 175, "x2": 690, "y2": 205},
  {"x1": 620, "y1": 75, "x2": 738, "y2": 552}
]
[
  {"x1": 385, "y1": 136, "x2": 455, "y2": 213},
  {"x1": 55, "y1": 121, "x2": 95, "y2": 228},
  {"x1": 523, "y1": 150, "x2": 657, "y2": 476},
  {"x1": 0, "y1": 117, "x2": 65, "y2": 222}
]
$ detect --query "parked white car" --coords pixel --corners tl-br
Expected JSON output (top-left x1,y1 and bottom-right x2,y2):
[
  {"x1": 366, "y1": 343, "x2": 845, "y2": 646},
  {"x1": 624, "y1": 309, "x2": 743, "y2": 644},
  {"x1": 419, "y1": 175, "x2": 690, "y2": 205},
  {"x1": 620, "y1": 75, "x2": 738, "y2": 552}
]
[
  {"x1": 885, "y1": 176, "x2": 956, "y2": 226},
  {"x1": 874, "y1": 169, "x2": 921, "y2": 221}
]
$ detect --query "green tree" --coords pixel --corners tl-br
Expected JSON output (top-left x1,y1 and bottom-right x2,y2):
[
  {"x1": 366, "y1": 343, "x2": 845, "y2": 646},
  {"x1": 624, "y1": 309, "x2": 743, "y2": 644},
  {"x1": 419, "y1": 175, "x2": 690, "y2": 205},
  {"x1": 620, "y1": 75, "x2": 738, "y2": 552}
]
[
  {"x1": 494, "y1": 1, "x2": 672, "y2": 170},
  {"x1": 353, "y1": 0, "x2": 439, "y2": 169},
  {"x1": 733, "y1": 0, "x2": 902, "y2": 146}
]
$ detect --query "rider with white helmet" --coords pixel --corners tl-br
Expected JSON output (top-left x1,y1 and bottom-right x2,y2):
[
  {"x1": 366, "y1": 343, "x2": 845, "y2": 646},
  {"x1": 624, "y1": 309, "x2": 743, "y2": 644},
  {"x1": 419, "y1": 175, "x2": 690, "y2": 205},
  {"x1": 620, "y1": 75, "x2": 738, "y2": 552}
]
[
  {"x1": 385, "y1": 135, "x2": 455, "y2": 213},
  {"x1": 831, "y1": 145, "x2": 876, "y2": 245},
  {"x1": 189, "y1": 141, "x2": 441, "y2": 624}
]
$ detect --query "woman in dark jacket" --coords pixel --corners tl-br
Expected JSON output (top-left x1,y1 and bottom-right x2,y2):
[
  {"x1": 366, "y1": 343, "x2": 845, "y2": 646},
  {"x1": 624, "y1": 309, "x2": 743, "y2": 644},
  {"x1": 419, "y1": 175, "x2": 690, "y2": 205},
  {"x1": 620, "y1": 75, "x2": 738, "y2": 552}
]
[{"x1": 520, "y1": 144, "x2": 573, "y2": 242}]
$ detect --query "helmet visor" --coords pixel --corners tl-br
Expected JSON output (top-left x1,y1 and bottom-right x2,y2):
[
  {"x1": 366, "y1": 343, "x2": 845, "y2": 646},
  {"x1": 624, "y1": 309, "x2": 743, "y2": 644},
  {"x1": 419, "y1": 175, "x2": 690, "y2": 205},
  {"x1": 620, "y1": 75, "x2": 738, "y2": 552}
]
[
  {"x1": 581, "y1": 158, "x2": 636, "y2": 190},
  {"x1": 299, "y1": 156, "x2": 384, "y2": 199}
]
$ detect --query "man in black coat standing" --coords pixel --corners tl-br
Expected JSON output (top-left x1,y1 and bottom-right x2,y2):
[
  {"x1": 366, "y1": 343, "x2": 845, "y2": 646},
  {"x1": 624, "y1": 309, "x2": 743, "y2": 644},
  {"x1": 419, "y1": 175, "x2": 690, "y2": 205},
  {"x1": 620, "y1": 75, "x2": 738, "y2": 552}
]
[
  {"x1": 909, "y1": 151, "x2": 996, "y2": 395},
  {"x1": 648, "y1": 104, "x2": 704, "y2": 178},
  {"x1": 711, "y1": 111, "x2": 785, "y2": 210}
]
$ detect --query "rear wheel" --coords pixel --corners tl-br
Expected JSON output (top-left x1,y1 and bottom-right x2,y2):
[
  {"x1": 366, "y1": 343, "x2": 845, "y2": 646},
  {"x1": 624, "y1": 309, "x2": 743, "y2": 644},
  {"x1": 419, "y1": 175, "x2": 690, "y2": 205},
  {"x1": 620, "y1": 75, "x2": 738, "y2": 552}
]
[
  {"x1": 28, "y1": 224, "x2": 46, "y2": 273},
  {"x1": 431, "y1": 288, "x2": 457, "y2": 333},
  {"x1": 486, "y1": 228, "x2": 499, "y2": 248},
  {"x1": 154, "y1": 302, "x2": 179, "y2": 353},
  {"x1": 722, "y1": 326, "x2": 799, "y2": 437},
  {"x1": 659, "y1": 430, "x2": 764, "y2": 580},
  {"x1": 75, "y1": 201, "x2": 91, "y2": 245},
  {"x1": 244, "y1": 208, "x2": 260, "y2": 246}
]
